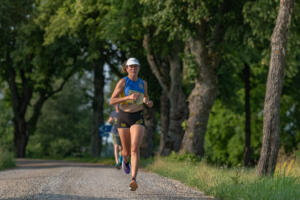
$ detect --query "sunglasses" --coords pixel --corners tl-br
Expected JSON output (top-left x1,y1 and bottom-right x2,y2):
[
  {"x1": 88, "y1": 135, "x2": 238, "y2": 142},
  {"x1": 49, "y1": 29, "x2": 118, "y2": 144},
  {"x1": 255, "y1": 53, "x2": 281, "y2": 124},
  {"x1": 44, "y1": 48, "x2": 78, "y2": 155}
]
[{"x1": 127, "y1": 65, "x2": 139, "y2": 68}]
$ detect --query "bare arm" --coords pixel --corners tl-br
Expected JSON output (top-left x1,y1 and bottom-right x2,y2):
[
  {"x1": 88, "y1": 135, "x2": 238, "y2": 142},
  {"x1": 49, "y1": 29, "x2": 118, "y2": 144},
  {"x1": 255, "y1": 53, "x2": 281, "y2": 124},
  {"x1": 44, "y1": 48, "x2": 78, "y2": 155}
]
[{"x1": 110, "y1": 78, "x2": 139, "y2": 105}]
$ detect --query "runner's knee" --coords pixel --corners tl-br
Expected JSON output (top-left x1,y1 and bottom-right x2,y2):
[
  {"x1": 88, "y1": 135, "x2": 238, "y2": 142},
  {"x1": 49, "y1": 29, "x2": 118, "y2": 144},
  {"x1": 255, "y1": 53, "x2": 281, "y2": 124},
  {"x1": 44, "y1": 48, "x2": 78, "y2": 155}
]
[
  {"x1": 122, "y1": 149, "x2": 130, "y2": 157},
  {"x1": 131, "y1": 144, "x2": 139, "y2": 154}
]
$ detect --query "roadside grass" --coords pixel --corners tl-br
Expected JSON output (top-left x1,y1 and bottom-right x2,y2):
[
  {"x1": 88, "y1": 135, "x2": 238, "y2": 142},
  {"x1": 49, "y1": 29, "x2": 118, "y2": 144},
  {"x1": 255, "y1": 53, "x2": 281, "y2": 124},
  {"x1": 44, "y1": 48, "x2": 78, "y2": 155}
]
[
  {"x1": 142, "y1": 153, "x2": 300, "y2": 200},
  {"x1": 0, "y1": 148, "x2": 16, "y2": 170}
]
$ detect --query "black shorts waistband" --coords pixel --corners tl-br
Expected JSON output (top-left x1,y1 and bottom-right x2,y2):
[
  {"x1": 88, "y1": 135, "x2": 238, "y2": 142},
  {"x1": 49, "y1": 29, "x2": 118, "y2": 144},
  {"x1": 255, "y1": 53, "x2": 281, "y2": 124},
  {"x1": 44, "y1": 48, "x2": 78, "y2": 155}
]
[{"x1": 118, "y1": 109, "x2": 143, "y2": 115}]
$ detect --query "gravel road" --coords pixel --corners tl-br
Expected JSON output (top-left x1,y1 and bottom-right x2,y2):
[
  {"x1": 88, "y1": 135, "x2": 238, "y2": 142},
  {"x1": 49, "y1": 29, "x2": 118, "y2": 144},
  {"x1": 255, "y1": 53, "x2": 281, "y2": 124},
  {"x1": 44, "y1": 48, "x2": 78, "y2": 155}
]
[{"x1": 0, "y1": 159, "x2": 215, "y2": 200}]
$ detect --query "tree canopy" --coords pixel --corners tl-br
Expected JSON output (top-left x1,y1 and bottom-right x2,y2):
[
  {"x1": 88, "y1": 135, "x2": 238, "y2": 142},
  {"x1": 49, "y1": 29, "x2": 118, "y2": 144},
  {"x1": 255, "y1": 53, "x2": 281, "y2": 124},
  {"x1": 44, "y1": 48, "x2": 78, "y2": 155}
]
[{"x1": 0, "y1": 0, "x2": 299, "y2": 173}]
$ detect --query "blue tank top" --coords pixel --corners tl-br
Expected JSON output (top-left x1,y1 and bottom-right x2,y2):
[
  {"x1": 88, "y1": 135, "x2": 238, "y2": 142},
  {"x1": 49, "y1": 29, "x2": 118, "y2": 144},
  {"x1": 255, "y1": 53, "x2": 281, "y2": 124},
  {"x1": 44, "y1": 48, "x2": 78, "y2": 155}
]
[{"x1": 121, "y1": 77, "x2": 144, "y2": 105}]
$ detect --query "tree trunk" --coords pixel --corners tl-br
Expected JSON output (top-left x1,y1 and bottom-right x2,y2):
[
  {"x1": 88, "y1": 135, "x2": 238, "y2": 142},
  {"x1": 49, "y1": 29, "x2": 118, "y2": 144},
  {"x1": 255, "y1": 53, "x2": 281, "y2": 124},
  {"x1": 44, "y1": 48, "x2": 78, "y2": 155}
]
[
  {"x1": 143, "y1": 34, "x2": 186, "y2": 155},
  {"x1": 14, "y1": 94, "x2": 47, "y2": 158},
  {"x1": 141, "y1": 106, "x2": 156, "y2": 158},
  {"x1": 91, "y1": 62, "x2": 104, "y2": 157},
  {"x1": 257, "y1": 0, "x2": 294, "y2": 176},
  {"x1": 162, "y1": 50, "x2": 187, "y2": 155},
  {"x1": 8, "y1": 66, "x2": 32, "y2": 158},
  {"x1": 159, "y1": 91, "x2": 169, "y2": 155},
  {"x1": 13, "y1": 117, "x2": 29, "y2": 158},
  {"x1": 180, "y1": 32, "x2": 218, "y2": 156},
  {"x1": 180, "y1": 76, "x2": 217, "y2": 156},
  {"x1": 244, "y1": 63, "x2": 252, "y2": 166}
]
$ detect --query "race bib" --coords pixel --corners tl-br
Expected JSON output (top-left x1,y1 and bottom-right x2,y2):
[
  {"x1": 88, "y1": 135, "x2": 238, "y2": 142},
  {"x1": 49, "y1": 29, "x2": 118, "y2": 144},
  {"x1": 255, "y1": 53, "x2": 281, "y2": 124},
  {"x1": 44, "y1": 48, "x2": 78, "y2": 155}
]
[{"x1": 127, "y1": 90, "x2": 144, "y2": 105}]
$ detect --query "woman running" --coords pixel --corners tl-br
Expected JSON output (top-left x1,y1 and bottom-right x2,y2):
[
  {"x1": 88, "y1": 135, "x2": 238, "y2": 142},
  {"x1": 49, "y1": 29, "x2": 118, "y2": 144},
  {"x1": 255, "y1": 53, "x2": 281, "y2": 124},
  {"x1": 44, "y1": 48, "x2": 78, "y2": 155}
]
[{"x1": 110, "y1": 57, "x2": 153, "y2": 191}]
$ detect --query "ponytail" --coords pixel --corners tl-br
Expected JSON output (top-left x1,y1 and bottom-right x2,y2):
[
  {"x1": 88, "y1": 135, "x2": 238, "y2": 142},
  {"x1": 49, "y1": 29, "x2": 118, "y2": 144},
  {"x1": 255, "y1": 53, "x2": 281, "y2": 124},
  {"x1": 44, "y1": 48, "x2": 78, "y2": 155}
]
[{"x1": 121, "y1": 61, "x2": 127, "y2": 73}]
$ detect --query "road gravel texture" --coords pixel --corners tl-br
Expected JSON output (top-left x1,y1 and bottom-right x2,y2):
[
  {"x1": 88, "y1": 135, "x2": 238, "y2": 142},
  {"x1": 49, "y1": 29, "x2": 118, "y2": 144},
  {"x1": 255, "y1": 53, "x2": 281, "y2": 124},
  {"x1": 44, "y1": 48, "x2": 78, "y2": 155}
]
[{"x1": 0, "y1": 159, "x2": 216, "y2": 200}]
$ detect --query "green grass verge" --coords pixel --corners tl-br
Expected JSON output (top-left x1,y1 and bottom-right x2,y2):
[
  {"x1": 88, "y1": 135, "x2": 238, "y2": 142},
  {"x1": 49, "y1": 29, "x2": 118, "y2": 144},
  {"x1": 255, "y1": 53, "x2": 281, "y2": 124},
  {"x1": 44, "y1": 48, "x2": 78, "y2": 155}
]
[
  {"x1": 141, "y1": 153, "x2": 300, "y2": 200},
  {"x1": 0, "y1": 149, "x2": 16, "y2": 170}
]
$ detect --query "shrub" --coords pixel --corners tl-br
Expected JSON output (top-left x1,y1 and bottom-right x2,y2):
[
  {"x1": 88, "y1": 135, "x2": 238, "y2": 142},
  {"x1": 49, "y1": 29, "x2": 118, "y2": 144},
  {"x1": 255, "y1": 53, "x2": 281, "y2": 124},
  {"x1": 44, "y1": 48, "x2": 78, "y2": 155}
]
[
  {"x1": 168, "y1": 151, "x2": 201, "y2": 163},
  {"x1": 26, "y1": 139, "x2": 44, "y2": 158},
  {"x1": 0, "y1": 148, "x2": 15, "y2": 170},
  {"x1": 49, "y1": 138, "x2": 73, "y2": 158}
]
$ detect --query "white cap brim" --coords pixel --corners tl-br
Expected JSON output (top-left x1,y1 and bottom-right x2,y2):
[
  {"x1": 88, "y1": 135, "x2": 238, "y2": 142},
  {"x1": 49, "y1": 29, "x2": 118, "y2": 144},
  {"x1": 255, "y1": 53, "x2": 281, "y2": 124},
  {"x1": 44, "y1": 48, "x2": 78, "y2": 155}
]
[{"x1": 126, "y1": 58, "x2": 140, "y2": 66}]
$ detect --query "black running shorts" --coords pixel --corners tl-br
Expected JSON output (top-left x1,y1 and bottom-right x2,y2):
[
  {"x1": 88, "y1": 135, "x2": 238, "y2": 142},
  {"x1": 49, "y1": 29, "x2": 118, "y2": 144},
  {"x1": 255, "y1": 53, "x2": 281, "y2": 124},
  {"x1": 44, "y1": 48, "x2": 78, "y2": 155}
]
[{"x1": 117, "y1": 109, "x2": 145, "y2": 128}]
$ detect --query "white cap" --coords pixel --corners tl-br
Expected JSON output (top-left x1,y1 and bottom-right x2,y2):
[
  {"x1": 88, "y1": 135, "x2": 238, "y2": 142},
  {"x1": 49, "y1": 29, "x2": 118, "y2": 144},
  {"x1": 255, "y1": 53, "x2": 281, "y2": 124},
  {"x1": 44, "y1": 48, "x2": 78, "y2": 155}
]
[{"x1": 126, "y1": 57, "x2": 140, "y2": 66}]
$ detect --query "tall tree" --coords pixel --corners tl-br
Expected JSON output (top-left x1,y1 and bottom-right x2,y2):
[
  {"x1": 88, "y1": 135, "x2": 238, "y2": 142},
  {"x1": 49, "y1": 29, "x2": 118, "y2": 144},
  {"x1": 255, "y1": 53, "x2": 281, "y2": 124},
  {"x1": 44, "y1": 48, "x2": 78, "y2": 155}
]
[
  {"x1": 0, "y1": 0, "x2": 79, "y2": 157},
  {"x1": 180, "y1": 1, "x2": 251, "y2": 156},
  {"x1": 141, "y1": 1, "x2": 189, "y2": 155},
  {"x1": 143, "y1": 35, "x2": 187, "y2": 155},
  {"x1": 39, "y1": 0, "x2": 117, "y2": 157},
  {"x1": 140, "y1": 0, "x2": 251, "y2": 156},
  {"x1": 142, "y1": 34, "x2": 170, "y2": 155},
  {"x1": 257, "y1": 0, "x2": 294, "y2": 176},
  {"x1": 91, "y1": 60, "x2": 105, "y2": 157},
  {"x1": 244, "y1": 63, "x2": 252, "y2": 166}
]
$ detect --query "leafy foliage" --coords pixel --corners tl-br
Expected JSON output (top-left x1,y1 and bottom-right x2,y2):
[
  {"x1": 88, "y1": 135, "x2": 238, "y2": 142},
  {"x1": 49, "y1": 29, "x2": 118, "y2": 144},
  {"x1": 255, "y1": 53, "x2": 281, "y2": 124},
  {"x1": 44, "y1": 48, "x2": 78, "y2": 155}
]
[
  {"x1": 0, "y1": 148, "x2": 15, "y2": 170},
  {"x1": 0, "y1": 99, "x2": 14, "y2": 151},
  {"x1": 26, "y1": 75, "x2": 92, "y2": 158},
  {"x1": 169, "y1": 151, "x2": 201, "y2": 163}
]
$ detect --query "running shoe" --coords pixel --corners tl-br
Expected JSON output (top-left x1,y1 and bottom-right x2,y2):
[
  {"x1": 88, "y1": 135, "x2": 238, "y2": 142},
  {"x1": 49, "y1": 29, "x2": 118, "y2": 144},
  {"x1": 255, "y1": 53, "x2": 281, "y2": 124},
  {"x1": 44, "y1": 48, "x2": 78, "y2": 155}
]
[
  {"x1": 129, "y1": 178, "x2": 138, "y2": 191},
  {"x1": 115, "y1": 162, "x2": 121, "y2": 169},
  {"x1": 122, "y1": 160, "x2": 130, "y2": 174}
]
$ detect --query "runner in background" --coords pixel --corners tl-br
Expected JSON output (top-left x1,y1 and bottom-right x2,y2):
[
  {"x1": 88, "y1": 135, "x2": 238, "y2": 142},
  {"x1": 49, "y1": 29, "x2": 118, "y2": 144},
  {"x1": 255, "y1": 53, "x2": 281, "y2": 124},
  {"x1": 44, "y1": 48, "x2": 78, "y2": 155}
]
[
  {"x1": 110, "y1": 57, "x2": 153, "y2": 191},
  {"x1": 107, "y1": 105, "x2": 122, "y2": 169}
]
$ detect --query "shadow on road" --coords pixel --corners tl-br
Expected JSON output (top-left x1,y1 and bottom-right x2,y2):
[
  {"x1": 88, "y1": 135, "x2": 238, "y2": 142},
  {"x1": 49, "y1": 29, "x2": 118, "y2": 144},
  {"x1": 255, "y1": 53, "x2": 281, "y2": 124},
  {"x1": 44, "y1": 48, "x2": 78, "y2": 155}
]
[{"x1": 15, "y1": 159, "x2": 112, "y2": 170}]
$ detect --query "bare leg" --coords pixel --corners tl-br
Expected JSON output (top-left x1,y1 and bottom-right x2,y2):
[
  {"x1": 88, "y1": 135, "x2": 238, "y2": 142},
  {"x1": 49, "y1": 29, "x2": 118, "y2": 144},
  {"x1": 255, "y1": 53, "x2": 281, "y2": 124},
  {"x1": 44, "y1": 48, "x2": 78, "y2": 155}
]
[
  {"x1": 118, "y1": 128, "x2": 131, "y2": 162},
  {"x1": 130, "y1": 125, "x2": 145, "y2": 179},
  {"x1": 118, "y1": 144, "x2": 122, "y2": 160},
  {"x1": 118, "y1": 144, "x2": 122, "y2": 152},
  {"x1": 114, "y1": 144, "x2": 119, "y2": 164}
]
